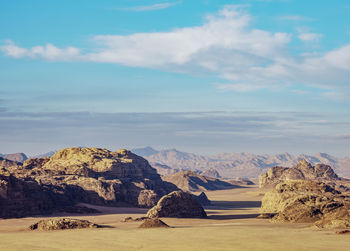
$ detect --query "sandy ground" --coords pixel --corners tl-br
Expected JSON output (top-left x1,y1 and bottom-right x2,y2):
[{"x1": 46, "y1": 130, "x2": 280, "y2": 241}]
[{"x1": 0, "y1": 186, "x2": 348, "y2": 251}]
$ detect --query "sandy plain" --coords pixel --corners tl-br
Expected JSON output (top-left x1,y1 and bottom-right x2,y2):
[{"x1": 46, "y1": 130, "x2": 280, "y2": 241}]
[{"x1": 0, "y1": 185, "x2": 348, "y2": 251}]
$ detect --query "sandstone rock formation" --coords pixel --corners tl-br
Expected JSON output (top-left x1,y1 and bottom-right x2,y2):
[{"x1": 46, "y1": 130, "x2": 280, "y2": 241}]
[
  {"x1": 0, "y1": 147, "x2": 177, "y2": 218},
  {"x1": 29, "y1": 218, "x2": 100, "y2": 230},
  {"x1": 259, "y1": 159, "x2": 339, "y2": 188},
  {"x1": 162, "y1": 171, "x2": 237, "y2": 192},
  {"x1": 146, "y1": 191, "x2": 207, "y2": 218},
  {"x1": 260, "y1": 180, "x2": 350, "y2": 228},
  {"x1": 138, "y1": 218, "x2": 170, "y2": 228}
]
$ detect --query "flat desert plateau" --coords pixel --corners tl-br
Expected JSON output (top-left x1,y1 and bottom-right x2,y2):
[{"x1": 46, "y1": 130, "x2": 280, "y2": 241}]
[{"x1": 0, "y1": 185, "x2": 348, "y2": 251}]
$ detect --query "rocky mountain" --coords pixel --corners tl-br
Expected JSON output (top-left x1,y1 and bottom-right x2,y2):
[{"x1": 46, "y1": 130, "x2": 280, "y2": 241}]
[
  {"x1": 259, "y1": 159, "x2": 339, "y2": 188},
  {"x1": 135, "y1": 147, "x2": 350, "y2": 178},
  {"x1": 162, "y1": 171, "x2": 238, "y2": 192},
  {"x1": 0, "y1": 147, "x2": 177, "y2": 218}
]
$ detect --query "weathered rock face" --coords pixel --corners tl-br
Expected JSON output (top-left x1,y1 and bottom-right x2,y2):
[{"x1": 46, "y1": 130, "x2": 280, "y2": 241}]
[
  {"x1": 29, "y1": 218, "x2": 100, "y2": 230},
  {"x1": 0, "y1": 174, "x2": 71, "y2": 218},
  {"x1": 0, "y1": 147, "x2": 177, "y2": 218},
  {"x1": 162, "y1": 171, "x2": 237, "y2": 192},
  {"x1": 146, "y1": 191, "x2": 207, "y2": 218},
  {"x1": 0, "y1": 157, "x2": 19, "y2": 169},
  {"x1": 260, "y1": 180, "x2": 350, "y2": 227},
  {"x1": 138, "y1": 218, "x2": 170, "y2": 228},
  {"x1": 259, "y1": 159, "x2": 339, "y2": 188},
  {"x1": 42, "y1": 148, "x2": 160, "y2": 179},
  {"x1": 313, "y1": 205, "x2": 350, "y2": 229}
]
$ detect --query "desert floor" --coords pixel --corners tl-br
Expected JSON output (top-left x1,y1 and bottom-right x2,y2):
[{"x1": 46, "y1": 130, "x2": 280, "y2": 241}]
[{"x1": 0, "y1": 186, "x2": 348, "y2": 251}]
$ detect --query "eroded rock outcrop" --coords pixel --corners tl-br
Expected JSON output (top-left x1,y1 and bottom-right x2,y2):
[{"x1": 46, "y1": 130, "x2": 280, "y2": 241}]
[
  {"x1": 29, "y1": 218, "x2": 100, "y2": 230},
  {"x1": 260, "y1": 180, "x2": 350, "y2": 228},
  {"x1": 146, "y1": 191, "x2": 207, "y2": 218},
  {"x1": 0, "y1": 147, "x2": 177, "y2": 218},
  {"x1": 259, "y1": 159, "x2": 339, "y2": 188}
]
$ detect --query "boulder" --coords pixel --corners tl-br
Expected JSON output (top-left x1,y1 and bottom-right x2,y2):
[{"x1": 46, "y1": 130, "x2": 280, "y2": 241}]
[
  {"x1": 146, "y1": 191, "x2": 207, "y2": 218},
  {"x1": 29, "y1": 218, "x2": 100, "y2": 230},
  {"x1": 138, "y1": 218, "x2": 170, "y2": 228}
]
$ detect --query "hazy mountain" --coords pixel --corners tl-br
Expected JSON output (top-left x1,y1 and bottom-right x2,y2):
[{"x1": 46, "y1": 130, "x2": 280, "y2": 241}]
[
  {"x1": 134, "y1": 148, "x2": 350, "y2": 178},
  {"x1": 0, "y1": 153, "x2": 28, "y2": 163},
  {"x1": 31, "y1": 151, "x2": 56, "y2": 158},
  {"x1": 131, "y1": 147, "x2": 159, "y2": 157}
]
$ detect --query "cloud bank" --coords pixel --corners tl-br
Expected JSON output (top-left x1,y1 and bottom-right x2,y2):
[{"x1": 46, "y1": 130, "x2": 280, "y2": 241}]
[
  {"x1": 0, "y1": 109, "x2": 349, "y2": 156},
  {"x1": 1, "y1": 5, "x2": 350, "y2": 98}
]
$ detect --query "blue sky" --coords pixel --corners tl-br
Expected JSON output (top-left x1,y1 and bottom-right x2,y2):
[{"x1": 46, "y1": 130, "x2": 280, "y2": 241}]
[{"x1": 0, "y1": 0, "x2": 349, "y2": 156}]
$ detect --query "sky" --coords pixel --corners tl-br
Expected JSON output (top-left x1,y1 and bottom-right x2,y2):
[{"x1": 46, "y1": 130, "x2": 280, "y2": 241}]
[{"x1": 0, "y1": 0, "x2": 350, "y2": 157}]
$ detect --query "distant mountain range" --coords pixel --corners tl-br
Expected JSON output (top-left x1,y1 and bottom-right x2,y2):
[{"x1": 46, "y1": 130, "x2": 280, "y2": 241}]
[
  {"x1": 2, "y1": 147, "x2": 349, "y2": 178},
  {"x1": 132, "y1": 147, "x2": 350, "y2": 178}
]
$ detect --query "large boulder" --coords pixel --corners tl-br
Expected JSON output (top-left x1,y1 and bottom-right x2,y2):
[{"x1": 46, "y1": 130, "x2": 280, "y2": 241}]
[
  {"x1": 259, "y1": 159, "x2": 339, "y2": 188},
  {"x1": 260, "y1": 180, "x2": 348, "y2": 224},
  {"x1": 29, "y1": 218, "x2": 100, "y2": 230},
  {"x1": 146, "y1": 191, "x2": 207, "y2": 218}
]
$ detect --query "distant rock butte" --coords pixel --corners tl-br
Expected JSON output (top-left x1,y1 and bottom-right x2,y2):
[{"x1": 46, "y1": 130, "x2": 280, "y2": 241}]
[
  {"x1": 162, "y1": 171, "x2": 238, "y2": 192},
  {"x1": 146, "y1": 191, "x2": 207, "y2": 218},
  {"x1": 259, "y1": 159, "x2": 339, "y2": 188},
  {"x1": 1, "y1": 153, "x2": 27, "y2": 163},
  {"x1": 0, "y1": 147, "x2": 177, "y2": 218}
]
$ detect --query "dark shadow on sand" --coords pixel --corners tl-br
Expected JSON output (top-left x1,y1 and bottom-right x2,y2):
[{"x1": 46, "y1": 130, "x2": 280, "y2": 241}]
[
  {"x1": 207, "y1": 200, "x2": 261, "y2": 210},
  {"x1": 208, "y1": 213, "x2": 260, "y2": 220}
]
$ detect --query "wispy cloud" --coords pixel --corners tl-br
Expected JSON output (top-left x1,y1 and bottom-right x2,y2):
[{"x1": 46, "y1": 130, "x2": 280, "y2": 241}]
[
  {"x1": 298, "y1": 32, "x2": 323, "y2": 42},
  {"x1": 114, "y1": 1, "x2": 181, "y2": 12},
  {"x1": 278, "y1": 15, "x2": 315, "y2": 21}
]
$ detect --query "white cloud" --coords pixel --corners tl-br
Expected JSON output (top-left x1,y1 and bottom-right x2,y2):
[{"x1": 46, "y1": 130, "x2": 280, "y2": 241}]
[
  {"x1": 1, "y1": 5, "x2": 350, "y2": 100},
  {"x1": 115, "y1": 1, "x2": 181, "y2": 12},
  {"x1": 1, "y1": 41, "x2": 80, "y2": 61},
  {"x1": 298, "y1": 32, "x2": 323, "y2": 42}
]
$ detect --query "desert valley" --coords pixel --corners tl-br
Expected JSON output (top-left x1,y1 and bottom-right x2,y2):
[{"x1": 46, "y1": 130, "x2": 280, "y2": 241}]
[
  {"x1": 1, "y1": 1, "x2": 350, "y2": 250},
  {"x1": 0, "y1": 147, "x2": 349, "y2": 250}
]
